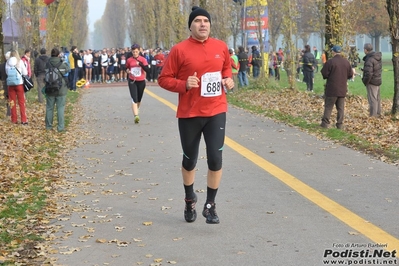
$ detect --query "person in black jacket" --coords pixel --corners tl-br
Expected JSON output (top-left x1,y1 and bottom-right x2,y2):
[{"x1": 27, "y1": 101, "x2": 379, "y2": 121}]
[
  {"x1": 302, "y1": 44, "x2": 316, "y2": 91},
  {"x1": 362, "y1": 43, "x2": 382, "y2": 117},
  {"x1": 34, "y1": 48, "x2": 49, "y2": 103},
  {"x1": 237, "y1": 46, "x2": 249, "y2": 87}
]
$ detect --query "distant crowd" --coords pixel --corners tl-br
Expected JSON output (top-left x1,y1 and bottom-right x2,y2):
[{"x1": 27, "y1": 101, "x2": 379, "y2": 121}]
[{"x1": 58, "y1": 46, "x2": 169, "y2": 91}]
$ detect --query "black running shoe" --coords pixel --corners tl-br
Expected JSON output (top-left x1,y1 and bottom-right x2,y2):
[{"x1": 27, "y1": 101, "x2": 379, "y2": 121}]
[
  {"x1": 184, "y1": 193, "x2": 197, "y2": 223},
  {"x1": 202, "y1": 202, "x2": 220, "y2": 224}
]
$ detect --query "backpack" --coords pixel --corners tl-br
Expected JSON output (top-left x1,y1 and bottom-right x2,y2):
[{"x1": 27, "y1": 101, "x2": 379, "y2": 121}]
[
  {"x1": 44, "y1": 61, "x2": 63, "y2": 94},
  {"x1": 6, "y1": 65, "x2": 20, "y2": 86}
]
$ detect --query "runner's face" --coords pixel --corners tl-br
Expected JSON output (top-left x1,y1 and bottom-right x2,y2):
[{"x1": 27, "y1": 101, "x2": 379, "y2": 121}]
[
  {"x1": 190, "y1": 16, "x2": 210, "y2": 41},
  {"x1": 132, "y1": 49, "x2": 140, "y2": 58}
]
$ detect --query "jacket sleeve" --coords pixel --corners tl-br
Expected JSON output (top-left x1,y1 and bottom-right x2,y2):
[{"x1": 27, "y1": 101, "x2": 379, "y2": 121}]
[
  {"x1": 138, "y1": 59, "x2": 151, "y2": 75},
  {"x1": 158, "y1": 48, "x2": 187, "y2": 94},
  {"x1": 20, "y1": 61, "x2": 28, "y2": 76},
  {"x1": 362, "y1": 59, "x2": 373, "y2": 86},
  {"x1": 320, "y1": 61, "x2": 329, "y2": 80}
]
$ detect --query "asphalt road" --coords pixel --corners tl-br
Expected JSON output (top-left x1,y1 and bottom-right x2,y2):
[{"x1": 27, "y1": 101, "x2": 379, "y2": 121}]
[{"x1": 50, "y1": 82, "x2": 399, "y2": 266}]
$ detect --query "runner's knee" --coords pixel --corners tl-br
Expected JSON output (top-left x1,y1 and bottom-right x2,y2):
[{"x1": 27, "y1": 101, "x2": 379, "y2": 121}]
[
  {"x1": 207, "y1": 152, "x2": 222, "y2": 171},
  {"x1": 182, "y1": 157, "x2": 197, "y2": 171}
]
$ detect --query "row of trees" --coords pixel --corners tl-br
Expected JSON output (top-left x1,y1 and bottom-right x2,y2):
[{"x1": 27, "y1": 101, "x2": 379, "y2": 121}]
[
  {"x1": 0, "y1": 0, "x2": 398, "y2": 114},
  {"x1": 0, "y1": 0, "x2": 88, "y2": 61}
]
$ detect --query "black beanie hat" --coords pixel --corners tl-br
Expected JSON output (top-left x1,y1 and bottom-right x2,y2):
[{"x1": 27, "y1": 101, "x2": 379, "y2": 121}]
[{"x1": 188, "y1": 6, "x2": 211, "y2": 28}]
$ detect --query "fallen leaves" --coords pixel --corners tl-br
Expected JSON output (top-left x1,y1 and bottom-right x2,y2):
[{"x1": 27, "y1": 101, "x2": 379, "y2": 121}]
[{"x1": 231, "y1": 89, "x2": 399, "y2": 163}]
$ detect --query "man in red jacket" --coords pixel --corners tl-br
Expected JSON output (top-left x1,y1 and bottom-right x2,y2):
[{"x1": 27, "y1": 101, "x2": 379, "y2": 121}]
[{"x1": 158, "y1": 6, "x2": 234, "y2": 224}]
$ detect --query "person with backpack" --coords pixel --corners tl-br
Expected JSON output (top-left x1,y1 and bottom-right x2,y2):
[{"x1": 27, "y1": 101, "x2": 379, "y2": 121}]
[
  {"x1": 44, "y1": 48, "x2": 70, "y2": 132},
  {"x1": 33, "y1": 48, "x2": 49, "y2": 103},
  {"x1": 6, "y1": 50, "x2": 28, "y2": 125}
]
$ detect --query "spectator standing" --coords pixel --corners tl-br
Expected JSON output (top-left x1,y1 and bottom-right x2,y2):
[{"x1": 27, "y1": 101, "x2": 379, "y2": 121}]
[
  {"x1": 150, "y1": 50, "x2": 157, "y2": 82},
  {"x1": 237, "y1": 46, "x2": 249, "y2": 87},
  {"x1": 84, "y1": 49, "x2": 93, "y2": 84},
  {"x1": 21, "y1": 49, "x2": 32, "y2": 78},
  {"x1": 6, "y1": 50, "x2": 28, "y2": 124},
  {"x1": 106, "y1": 50, "x2": 115, "y2": 83},
  {"x1": 92, "y1": 51, "x2": 101, "y2": 82},
  {"x1": 45, "y1": 48, "x2": 70, "y2": 132},
  {"x1": 154, "y1": 48, "x2": 165, "y2": 82},
  {"x1": 362, "y1": 43, "x2": 382, "y2": 117},
  {"x1": 229, "y1": 48, "x2": 239, "y2": 91},
  {"x1": 277, "y1": 48, "x2": 284, "y2": 71},
  {"x1": 274, "y1": 51, "x2": 281, "y2": 81},
  {"x1": 68, "y1": 46, "x2": 77, "y2": 90},
  {"x1": 158, "y1": 6, "x2": 234, "y2": 224},
  {"x1": 77, "y1": 50, "x2": 84, "y2": 80},
  {"x1": 302, "y1": 45, "x2": 316, "y2": 92},
  {"x1": 118, "y1": 48, "x2": 127, "y2": 82},
  {"x1": 100, "y1": 48, "x2": 108, "y2": 83},
  {"x1": 268, "y1": 52, "x2": 275, "y2": 77},
  {"x1": 33, "y1": 48, "x2": 49, "y2": 103},
  {"x1": 320, "y1": 45, "x2": 353, "y2": 129},
  {"x1": 348, "y1": 46, "x2": 361, "y2": 81},
  {"x1": 251, "y1": 46, "x2": 262, "y2": 78},
  {"x1": 313, "y1": 46, "x2": 320, "y2": 73},
  {"x1": 321, "y1": 50, "x2": 327, "y2": 66},
  {"x1": 112, "y1": 48, "x2": 119, "y2": 81}
]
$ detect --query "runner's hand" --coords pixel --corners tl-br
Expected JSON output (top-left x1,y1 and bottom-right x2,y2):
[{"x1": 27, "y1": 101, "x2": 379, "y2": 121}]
[
  {"x1": 222, "y1": 77, "x2": 234, "y2": 90},
  {"x1": 186, "y1": 72, "x2": 200, "y2": 91}
]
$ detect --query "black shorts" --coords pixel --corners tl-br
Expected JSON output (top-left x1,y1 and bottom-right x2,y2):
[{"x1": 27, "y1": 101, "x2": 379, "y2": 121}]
[
  {"x1": 128, "y1": 79, "x2": 146, "y2": 103},
  {"x1": 178, "y1": 112, "x2": 226, "y2": 171}
]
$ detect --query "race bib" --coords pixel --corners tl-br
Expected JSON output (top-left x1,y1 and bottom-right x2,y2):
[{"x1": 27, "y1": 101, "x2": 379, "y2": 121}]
[
  {"x1": 77, "y1": 60, "x2": 83, "y2": 68},
  {"x1": 201, "y1": 71, "x2": 222, "y2": 97},
  {"x1": 131, "y1": 66, "x2": 142, "y2": 77},
  {"x1": 151, "y1": 60, "x2": 157, "y2": 65},
  {"x1": 121, "y1": 59, "x2": 126, "y2": 64}
]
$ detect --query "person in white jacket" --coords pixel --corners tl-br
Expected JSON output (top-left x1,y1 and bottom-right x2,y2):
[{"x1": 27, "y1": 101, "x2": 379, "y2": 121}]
[{"x1": 6, "y1": 50, "x2": 28, "y2": 124}]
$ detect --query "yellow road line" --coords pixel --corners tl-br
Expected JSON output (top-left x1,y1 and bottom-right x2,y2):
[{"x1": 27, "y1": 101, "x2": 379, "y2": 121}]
[{"x1": 146, "y1": 88, "x2": 399, "y2": 255}]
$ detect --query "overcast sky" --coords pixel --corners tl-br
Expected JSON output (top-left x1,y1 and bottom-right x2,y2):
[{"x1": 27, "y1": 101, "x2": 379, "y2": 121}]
[{"x1": 88, "y1": 0, "x2": 107, "y2": 31}]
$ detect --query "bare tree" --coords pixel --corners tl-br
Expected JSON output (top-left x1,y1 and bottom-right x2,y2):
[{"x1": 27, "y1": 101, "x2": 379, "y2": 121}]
[{"x1": 102, "y1": 0, "x2": 126, "y2": 48}]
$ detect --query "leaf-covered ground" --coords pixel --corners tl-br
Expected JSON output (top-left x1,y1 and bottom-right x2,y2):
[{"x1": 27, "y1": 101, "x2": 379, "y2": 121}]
[
  {"x1": 229, "y1": 88, "x2": 399, "y2": 164},
  {"x1": 0, "y1": 94, "x2": 84, "y2": 265}
]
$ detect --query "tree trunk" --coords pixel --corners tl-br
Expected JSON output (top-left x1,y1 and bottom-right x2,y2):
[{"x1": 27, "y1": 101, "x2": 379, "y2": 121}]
[
  {"x1": 375, "y1": 35, "x2": 381, "y2": 52},
  {"x1": 392, "y1": 38, "x2": 399, "y2": 115},
  {"x1": 386, "y1": 0, "x2": 399, "y2": 115},
  {"x1": 325, "y1": 0, "x2": 342, "y2": 60},
  {"x1": 31, "y1": 0, "x2": 41, "y2": 52},
  {"x1": 0, "y1": 3, "x2": 4, "y2": 62}
]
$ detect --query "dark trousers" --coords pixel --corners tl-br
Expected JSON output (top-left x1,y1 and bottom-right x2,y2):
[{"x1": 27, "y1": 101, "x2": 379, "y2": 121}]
[
  {"x1": 321, "y1": 96, "x2": 345, "y2": 129},
  {"x1": 303, "y1": 70, "x2": 313, "y2": 91},
  {"x1": 274, "y1": 67, "x2": 280, "y2": 80}
]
